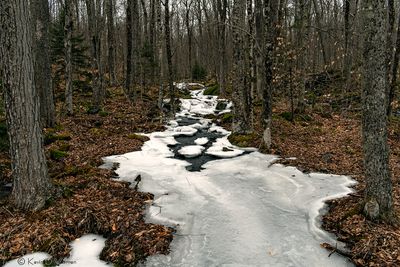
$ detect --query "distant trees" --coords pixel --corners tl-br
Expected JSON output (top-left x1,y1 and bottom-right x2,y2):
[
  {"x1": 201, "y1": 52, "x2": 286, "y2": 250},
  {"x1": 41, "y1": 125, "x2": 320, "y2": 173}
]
[
  {"x1": 0, "y1": 0, "x2": 50, "y2": 211},
  {"x1": 361, "y1": 0, "x2": 394, "y2": 222}
]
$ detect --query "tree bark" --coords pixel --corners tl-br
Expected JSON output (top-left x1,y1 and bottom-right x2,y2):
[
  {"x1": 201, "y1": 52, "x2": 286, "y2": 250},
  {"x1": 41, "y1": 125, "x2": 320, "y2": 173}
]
[
  {"x1": 312, "y1": 0, "x2": 328, "y2": 66},
  {"x1": 0, "y1": 0, "x2": 51, "y2": 211},
  {"x1": 388, "y1": 3, "x2": 400, "y2": 116},
  {"x1": 126, "y1": 0, "x2": 134, "y2": 97},
  {"x1": 164, "y1": 0, "x2": 175, "y2": 114},
  {"x1": 217, "y1": 0, "x2": 227, "y2": 96},
  {"x1": 262, "y1": 0, "x2": 278, "y2": 149},
  {"x1": 64, "y1": 0, "x2": 74, "y2": 115},
  {"x1": 361, "y1": 0, "x2": 394, "y2": 222},
  {"x1": 343, "y1": 0, "x2": 353, "y2": 88},
  {"x1": 86, "y1": 0, "x2": 104, "y2": 112},
  {"x1": 156, "y1": 0, "x2": 164, "y2": 111},
  {"x1": 106, "y1": 0, "x2": 117, "y2": 85},
  {"x1": 232, "y1": 0, "x2": 252, "y2": 134},
  {"x1": 32, "y1": 0, "x2": 56, "y2": 127}
]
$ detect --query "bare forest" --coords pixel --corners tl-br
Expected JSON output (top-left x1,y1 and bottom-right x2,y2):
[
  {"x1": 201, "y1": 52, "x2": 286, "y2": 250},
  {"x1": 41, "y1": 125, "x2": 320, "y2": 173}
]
[{"x1": 1, "y1": 0, "x2": 400, "y2": 266}]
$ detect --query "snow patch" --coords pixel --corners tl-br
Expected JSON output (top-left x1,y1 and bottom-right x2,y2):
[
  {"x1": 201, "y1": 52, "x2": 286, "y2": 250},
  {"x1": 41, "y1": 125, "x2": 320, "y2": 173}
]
[
  {"x1": 194, "y1": 137, "x2": 209, "y2": 145},
  {"x1": 178, "y1": 145, "x2": 205, "y2": 158}
]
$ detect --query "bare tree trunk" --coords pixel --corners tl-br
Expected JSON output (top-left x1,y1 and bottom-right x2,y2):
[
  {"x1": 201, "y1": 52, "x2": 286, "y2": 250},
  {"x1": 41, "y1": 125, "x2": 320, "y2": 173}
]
[
  {"x1": 141, "y1": 0, "x2": 149, "y2": 42},
  {"x1": 150, "y1": 0, "x2": 156, "y2": 83},
  {"x1": 156, "y1": 0, "x2": 164, "y2": 111},
  {"x1": 0, "y1": 0, "x2": 50, "y2": 211},
  {"x1": 184, "y1": 0, "x2": 193, "y2": 75},
  {"x1": 86, "y1": 0, "x2": 104, "y2": 112},
  {"x1": 164, "y1": 0, "x2": 176, "y2": 114},
  {"x1": 232, "y1": 0, "x2": 252, "y2": 134},
  {"x1": 126, "y1": 0, "x2": 134, "y2": 97},
  {"x1": 387, "y1": 1, "x2": 400, "y2": 116},
  {"x1": 32, "y1": 0, "x2": 56, "y2": 128},
  {"x1": 247, "y1": 0, "x2": 255, "y2": 126},
  {"x1": 65, "y1": 0, "x2": 74, "y2": 115},
  {"x1": 217, "y1": 0, "x2": 227, "y2": 96},
  {"x1": 106, "y1": 0, "x2": 117, "y2": 85},
  {"x1": 295, "y1": 0, "x2": 310, "y2": 113},
  {"x1": 255, "y1": 0, "x2": 264, "y2": 100},
  {"x1": 262, "y1": 0, "x2": 277, "y2": 149},
  {"x1": 312, "y1": 0, "x2": 328, "y2": 66},
  {"x1": 361, "y1": 0, "x2": 394, "y2": 222},
  {"x1": 30, "y1": 0, "x2": 56, "y2": 128},
  {"x1": 343, "y1": 0, "x2": 353, "y2": 88}
]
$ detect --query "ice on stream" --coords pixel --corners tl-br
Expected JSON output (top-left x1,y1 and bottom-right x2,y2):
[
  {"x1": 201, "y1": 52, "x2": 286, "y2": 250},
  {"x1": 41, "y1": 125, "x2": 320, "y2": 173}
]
[
  {"x1": 6, "y1": 82, "x2": 355, "y2": 267},
  {"x1": 194, "y1": 137, "x2": 209, "y2": 145},
  {"x1": 178, "y1": 145, "x2": 205, "y2": 158},
  {"x1": 105, "y1": 83, "x2": 356, "y2": 266}
]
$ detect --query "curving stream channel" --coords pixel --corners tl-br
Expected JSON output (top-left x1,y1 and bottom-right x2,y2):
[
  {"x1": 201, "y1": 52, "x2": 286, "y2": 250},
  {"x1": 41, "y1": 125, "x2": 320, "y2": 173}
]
[
  {"x1": 106, "y1": 83, "x2": 356, "y2": 267},
  {"x1": 5, "y1": 83, "x2": 355, "y2": 267}
]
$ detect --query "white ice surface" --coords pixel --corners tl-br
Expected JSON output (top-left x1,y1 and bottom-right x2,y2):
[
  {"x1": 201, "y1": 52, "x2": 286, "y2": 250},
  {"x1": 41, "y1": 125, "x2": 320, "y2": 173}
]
[
  {"x1": 205, "y1": 136, "x2": 245, "y2": 158},
  {"x1": 194, "y1": 137, "x2": 209, "y2": 145},
  {"x1": 178, "y1": 145, "x2": 205, "y2": 158},
  {"x1": 104, "y1": 86, "x2": 355, "y2": 266}
]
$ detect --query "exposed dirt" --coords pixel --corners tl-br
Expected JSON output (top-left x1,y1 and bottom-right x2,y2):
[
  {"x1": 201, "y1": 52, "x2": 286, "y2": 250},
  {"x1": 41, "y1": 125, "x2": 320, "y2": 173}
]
[{"x1": 0, "y1": 86, "x2": 173, "y2": 266}]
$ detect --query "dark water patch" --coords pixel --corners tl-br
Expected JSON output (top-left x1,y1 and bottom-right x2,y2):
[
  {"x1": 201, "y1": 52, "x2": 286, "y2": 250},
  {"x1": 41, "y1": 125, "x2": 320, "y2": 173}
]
[
  {"x1": 176, "y1": 117, "x2": 201, "y2": 126},
  {"x1": 169, "y1": 127, "x2": 225, "y2": 171}
]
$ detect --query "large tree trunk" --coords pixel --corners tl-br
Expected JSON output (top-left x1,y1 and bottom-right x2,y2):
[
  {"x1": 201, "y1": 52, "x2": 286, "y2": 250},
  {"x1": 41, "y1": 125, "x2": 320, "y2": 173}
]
[
  {"x1": 361, "y1": 0, "x2": 394, "y2": 222},
  {"x1": 232, "y1": 0, "x2": 252, "y2": 134},
  {"x1": 32, "y1": 0, "x2": 56, "y2": 127},
  {"x1": 86, "y1": 0, "x2": 104, "y2": 112},
  {"x1": 156, "y1": 0, "x2": 164, "y2": 111},
  {"x1": 164, "y1": 0, "x2": 175, "y2": 114},
  {"x1": 295, "y1": 0, "x2": 310, "y2": 113},
  {"x1": 312, "y1": 0, "x2": 328, "y2": 66},
  {"x1": 388, "y1": 3, "x2": 400, "y2": 116},
  {"x1": 262, "y1": 0, "x2": 278, "y2": 149},
  {"x1": 0, "y1": 0, "x2": 50, "y2": 211},
  {"x1": 126, "y1": 0, "x2": 134, "y2": 97},
  {"x1": 106, "y1": 0, "x2": 117, "y2": 85},
  {"x1": 64, "y1": 0, "x2": 74, "y2": 115},
  {"x1": 255, "y1": 0, "x2": 264, "y2": 100},
  {"x1": 217, "y1": 0, "x2": 227, "y2": 96},
  {"x1": 343, "y1": 0, "x2": 353, "y2": 89},
  {"x1": 183, "y1": 0, "x2": 193, "y2": 76},
  {"x1": 150, "y1": 0, "x2": 156, "y2": 84}
]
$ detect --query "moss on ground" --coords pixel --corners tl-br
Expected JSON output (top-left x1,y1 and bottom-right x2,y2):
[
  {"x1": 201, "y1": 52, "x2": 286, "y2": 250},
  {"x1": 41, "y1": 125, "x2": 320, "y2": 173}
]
[
  {"x1": 203, "y1": 84, "x2": 219, "y2": 95},
  {"x1": 228, "y1": 133, "x2": 258, "y2": 147}
]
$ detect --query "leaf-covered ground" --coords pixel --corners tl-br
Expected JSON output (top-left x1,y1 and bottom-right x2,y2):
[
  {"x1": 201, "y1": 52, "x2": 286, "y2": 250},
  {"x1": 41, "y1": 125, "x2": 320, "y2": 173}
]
[{"x1": 0, "y1": 87, "x2": 173, "y2": 266}]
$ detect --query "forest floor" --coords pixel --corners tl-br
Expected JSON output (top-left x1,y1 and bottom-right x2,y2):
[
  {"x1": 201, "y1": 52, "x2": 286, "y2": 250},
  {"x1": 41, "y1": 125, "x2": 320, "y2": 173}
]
[
  {"x1": 0, "y1": 86, "x2": 173, "y2": 266},
  {"x1": 222, "y1": 100, "x2": 400, "y2": 266},
  {"x1": 0, "y1": 82, "x2": 399, "y2": 266}
]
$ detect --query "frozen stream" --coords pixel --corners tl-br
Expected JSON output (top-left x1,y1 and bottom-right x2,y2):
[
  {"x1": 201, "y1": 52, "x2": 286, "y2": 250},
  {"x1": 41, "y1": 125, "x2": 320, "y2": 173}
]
[
  {"x1": 105, "y1": 84, "x2": 356, "y2": 267},
  {"x1": 5, "y1": 83, "x2": 355, "y2": 267}
]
